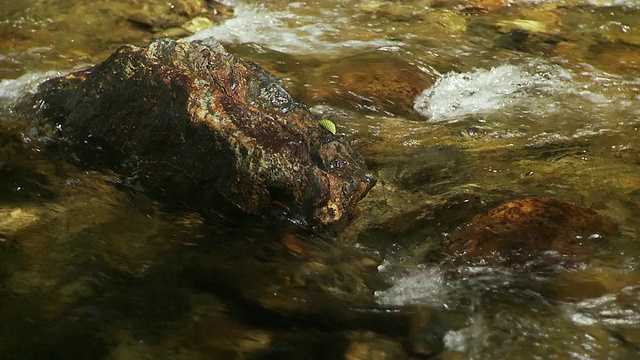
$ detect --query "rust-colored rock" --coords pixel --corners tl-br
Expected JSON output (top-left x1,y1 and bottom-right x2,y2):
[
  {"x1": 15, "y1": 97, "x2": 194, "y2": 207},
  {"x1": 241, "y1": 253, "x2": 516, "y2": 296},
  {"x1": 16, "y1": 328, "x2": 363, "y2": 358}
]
[
  {"x1": 28, "y1": 38, "x2": 376, "y2": 227},
  {"x1": 443, "y1": 197, "x2": 619, "y2": 263},
  {"x1": 304, "y1": 52, "x2": 434, "y2": 119}
]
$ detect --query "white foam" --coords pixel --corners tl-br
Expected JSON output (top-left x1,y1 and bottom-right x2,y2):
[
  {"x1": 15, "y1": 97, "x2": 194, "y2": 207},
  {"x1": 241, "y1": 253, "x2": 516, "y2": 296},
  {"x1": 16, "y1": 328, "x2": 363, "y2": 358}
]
[
  {"x1": 187, "y1": 5, "x2": 400, "y2": 54},
  {"x1": 443, "y1": 329, "x2": 468, "y2": 352},
  {"x1": 374, "y1": 266, "x2": 447, "y2": 306},
  {"x1": 569, "y1": 312, "x2": 598, "y2": 326},
  {"x1": 0, "y1": 71, "x2": 62, "y2": 101},
  {"x1": 565, "y1": 285, "x2": 640, "y2": 326},
  {"x1": 443, "y1": 313, "x2": 489, "y2": 354},
  {"x1": 414, "y1": 64, "x2": 578, "y2": 122}
]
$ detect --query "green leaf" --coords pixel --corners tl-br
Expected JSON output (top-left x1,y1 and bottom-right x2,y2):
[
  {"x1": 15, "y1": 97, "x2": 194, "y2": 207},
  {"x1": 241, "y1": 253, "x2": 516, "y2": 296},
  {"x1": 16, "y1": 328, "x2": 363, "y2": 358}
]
[{"x1": 317, "y1": 119, "x2": 336, "y2": 135}]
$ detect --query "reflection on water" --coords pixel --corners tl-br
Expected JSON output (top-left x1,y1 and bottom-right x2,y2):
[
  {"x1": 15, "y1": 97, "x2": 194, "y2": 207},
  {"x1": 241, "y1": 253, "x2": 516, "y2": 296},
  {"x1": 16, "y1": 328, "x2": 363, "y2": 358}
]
[{"x1": 2, "y1": 0, "x2": 640, "y2": 358}]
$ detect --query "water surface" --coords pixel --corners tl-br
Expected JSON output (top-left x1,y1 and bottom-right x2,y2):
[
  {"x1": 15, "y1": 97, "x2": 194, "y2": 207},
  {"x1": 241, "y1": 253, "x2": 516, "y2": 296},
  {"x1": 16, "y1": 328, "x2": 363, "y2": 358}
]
[{"x1": 2, "y1": 0, "x2": 640, "y2": 358}]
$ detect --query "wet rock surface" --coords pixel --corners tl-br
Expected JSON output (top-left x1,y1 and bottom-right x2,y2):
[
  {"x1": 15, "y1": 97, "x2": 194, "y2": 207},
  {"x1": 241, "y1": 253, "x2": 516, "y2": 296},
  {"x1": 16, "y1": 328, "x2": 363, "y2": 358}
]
[
  {"x1": 26, "y1": 38, "x2": 376, "y2": 227},
  {"x1": 443, "y1": 197, "x2": 619, "y2": 264}
]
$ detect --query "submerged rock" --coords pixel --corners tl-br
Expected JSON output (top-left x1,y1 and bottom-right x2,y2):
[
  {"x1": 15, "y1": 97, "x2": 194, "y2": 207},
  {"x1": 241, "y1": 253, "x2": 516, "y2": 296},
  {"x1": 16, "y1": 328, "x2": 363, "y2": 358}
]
[
  {"x1": 0, "y1": 0, "x2": 234, "y2": 79},
  {"x1": 443, "y1": 197, "x2": 619, "y2": 264},
  {"x1": 304, "y1": 52, "x2": 435, "y2": 119},
  {"x1": 465, "y1": 0, "x2": 510, "y2": 12},
  {"x1": 118, "y1": 0, "x2": 233, "y2": 34},
  {"x1": 27, "y1": 38, "x2": 376, "y2": 227},
  {"x1": 587, "y1": 43, "x2": 640, "y2": 76},
  {"x1": 544, "y1": 268, "x2": 640, "y2": 302},
  {"x1": 344, "y1": 331, "x2": 407, "y2": 360}
]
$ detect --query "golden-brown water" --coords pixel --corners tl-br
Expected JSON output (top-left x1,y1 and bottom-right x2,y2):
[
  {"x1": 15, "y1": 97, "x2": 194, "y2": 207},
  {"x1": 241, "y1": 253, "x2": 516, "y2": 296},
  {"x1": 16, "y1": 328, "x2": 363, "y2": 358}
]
[{"x1": 2, "y1": 0, "x2": 640, "y2": 358}]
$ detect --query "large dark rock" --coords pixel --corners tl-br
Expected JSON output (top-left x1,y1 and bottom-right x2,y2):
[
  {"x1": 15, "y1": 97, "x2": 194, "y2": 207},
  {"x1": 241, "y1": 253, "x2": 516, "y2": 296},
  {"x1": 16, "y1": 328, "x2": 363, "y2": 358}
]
[{"x1": 29, "y1": 38, "x2": 376, "y2": 227}]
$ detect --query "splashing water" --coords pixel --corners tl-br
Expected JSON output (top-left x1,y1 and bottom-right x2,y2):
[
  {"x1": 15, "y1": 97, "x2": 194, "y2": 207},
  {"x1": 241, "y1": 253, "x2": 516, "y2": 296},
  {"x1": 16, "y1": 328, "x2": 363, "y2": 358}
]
[
  {"x1": 566, "y1": 284, "x2": 640, "y2": 326},
  {"x1": 186, "y1": 5, "x2": 400, "y2": 54},
  {"x1": 413, "y1": 64, "x2": 606, "y2": 123},
  {"x1": 0, "y1": 71, "x2": 63, "y2": 102},
  {"x1": 374, "y1": 265, "x2": 448, "y2": 307}
]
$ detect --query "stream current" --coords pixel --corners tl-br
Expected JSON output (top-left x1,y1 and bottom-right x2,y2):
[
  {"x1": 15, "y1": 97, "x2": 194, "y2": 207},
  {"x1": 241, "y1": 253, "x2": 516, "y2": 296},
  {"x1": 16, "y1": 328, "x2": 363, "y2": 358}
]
[{"x1": 2, "y1": 0, "x2": 640, "y2": 358}]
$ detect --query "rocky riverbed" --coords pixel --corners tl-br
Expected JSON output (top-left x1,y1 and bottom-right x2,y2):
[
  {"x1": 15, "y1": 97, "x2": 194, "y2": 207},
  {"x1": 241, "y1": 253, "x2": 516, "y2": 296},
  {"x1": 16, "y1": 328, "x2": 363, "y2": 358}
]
[{"x1": 2, "y1": 0, "x2": 640, "y2": 358}]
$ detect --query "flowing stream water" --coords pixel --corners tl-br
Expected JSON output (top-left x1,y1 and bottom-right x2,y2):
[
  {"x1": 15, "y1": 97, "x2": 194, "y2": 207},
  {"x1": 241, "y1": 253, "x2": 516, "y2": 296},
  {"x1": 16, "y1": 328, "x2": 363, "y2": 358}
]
[{"x1": 2, "y1": 0, "x2": 640, "y2": 358}]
